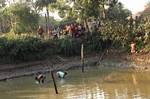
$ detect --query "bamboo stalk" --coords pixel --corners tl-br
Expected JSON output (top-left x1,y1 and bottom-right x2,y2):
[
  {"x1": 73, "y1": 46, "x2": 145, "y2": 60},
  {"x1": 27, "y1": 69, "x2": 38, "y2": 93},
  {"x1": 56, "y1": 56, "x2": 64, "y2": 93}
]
[
  {"x1": 51, "y1": 71, "x2": 58, "y2": 94},
  {"x1": 81, "y1": 44, "x2": 84, "y2": 72}
]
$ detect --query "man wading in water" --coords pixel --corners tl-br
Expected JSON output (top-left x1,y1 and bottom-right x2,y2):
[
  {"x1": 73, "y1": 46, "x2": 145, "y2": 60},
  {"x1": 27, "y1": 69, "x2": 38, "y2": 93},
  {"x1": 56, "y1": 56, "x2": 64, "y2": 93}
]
[
  {"x1": 35, "y1": 72, "x2": 46, "y2": 84},
  {"x1": 56, "y1": 71, "x2": 68, "y2": 79}
]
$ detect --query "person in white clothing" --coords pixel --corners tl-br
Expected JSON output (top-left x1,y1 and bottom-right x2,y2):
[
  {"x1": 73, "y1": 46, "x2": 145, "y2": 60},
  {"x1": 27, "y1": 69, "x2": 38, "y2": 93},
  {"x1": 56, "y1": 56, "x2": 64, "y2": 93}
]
[{"x1": 56, "y1": 71, "x2": 67, "y2": 79}]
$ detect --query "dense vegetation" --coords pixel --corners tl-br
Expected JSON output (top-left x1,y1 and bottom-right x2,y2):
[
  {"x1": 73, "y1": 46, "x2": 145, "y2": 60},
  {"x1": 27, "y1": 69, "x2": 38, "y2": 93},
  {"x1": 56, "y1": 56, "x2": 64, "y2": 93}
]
[
  {"x1": 0, "y1": 0, "x2": 150, "y2": 63},
  {"x1": 0, "y1": 33, "x2": 106, "y2": 63}
]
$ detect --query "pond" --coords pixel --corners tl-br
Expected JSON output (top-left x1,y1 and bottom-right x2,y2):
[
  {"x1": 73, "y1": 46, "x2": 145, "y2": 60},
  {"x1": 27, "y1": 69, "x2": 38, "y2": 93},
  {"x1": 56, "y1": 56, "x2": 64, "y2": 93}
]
[{"x1": 0, "y1": 67, "x2": 150, "y2": 99}]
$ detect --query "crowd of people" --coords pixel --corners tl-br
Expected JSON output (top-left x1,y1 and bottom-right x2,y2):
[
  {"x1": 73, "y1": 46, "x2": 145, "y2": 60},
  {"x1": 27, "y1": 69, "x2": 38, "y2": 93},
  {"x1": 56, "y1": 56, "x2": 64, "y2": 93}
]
[
  {"x1": 62, "y1": 23, "x2": 85, "y2": 38},
  {"x1": 37, "y1": 23, "x2": 85, "y2": 39}
]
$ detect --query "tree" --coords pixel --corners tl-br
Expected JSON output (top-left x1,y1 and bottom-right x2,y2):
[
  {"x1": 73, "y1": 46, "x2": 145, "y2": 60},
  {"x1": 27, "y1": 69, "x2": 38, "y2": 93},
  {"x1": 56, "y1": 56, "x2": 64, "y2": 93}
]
[
  {"x1": 136, "y1": 2, "x2": 150, "y2": 44},
  {"x1": 35, "y1": 0, "x2": 56, "y2": 32},
  {"x1": 107, "y1": 2, "x2": 131, "y2": 22},
  {"x1": 0, "y1": 0, "x2": 7, "y2": 33},
  {"x1": 99, "y1": 1, "x2": 132, "y2": 48},
  {"x1": 38, "y1": 16, "x2": 59, "y2": 28},
  {"x1": 49, "y1": 0, "x2": 132, "y2": 48},
  {"x1": 4, "y1": 3, "x2": 39, "y2": 33},
  {"x1": 50, "y1": 0, "x2": 101, "y2": 32},
  {"x1": 0, "y1": 0, "x2": 5, "y2": 8}
]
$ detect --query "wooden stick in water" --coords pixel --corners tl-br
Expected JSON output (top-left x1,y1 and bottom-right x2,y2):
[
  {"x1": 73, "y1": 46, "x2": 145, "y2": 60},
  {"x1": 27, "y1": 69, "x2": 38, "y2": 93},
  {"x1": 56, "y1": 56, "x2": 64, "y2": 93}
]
[
  {"x1": 81, "y1": 44, "x2": 84, "y2": 72},
  {"x1": 51, "y1": 71, "x2": 58, "y2": 94}
]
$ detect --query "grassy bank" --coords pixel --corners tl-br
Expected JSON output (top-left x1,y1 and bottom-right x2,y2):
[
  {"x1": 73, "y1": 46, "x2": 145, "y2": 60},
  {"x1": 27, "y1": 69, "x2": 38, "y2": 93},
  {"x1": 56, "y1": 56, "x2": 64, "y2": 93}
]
[{"x1": 0, "y1": 33, "x2": 108, "y2": 64}]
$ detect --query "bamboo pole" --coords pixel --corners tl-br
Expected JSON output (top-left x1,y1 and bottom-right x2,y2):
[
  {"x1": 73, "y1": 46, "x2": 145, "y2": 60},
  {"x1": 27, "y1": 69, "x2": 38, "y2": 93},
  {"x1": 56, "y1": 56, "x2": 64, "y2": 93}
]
[
  {"x1": 51, "y1": 71, "x2": 58, "y2": 94},
  {"x1": 45, "y1": 14, "x2": 48, "y2": 33},
  {"x1": 81, "y1": 43, "x2": 84, "y2": 72}
]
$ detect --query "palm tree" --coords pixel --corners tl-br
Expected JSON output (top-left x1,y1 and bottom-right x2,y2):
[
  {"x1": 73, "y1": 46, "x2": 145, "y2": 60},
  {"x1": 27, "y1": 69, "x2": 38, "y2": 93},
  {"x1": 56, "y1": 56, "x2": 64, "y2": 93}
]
[
  {"x1": 0, "y1": 0, "x2": 6, "y2": 32},
  {"x1": 35, "y1": 0, "x2": 56, "y2": 31}
]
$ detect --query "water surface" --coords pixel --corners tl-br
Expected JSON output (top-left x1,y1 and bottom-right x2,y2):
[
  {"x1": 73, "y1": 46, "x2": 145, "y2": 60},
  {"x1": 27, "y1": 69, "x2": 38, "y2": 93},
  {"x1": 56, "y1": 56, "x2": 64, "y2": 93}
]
[{"x1": 0, "y1": 67, "x2": 150, "y2": 99}]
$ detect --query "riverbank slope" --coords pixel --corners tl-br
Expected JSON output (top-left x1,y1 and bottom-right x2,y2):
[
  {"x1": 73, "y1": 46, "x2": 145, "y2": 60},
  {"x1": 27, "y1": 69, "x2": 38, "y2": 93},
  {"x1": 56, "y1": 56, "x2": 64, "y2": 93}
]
[{"x1": 0, "y1": 51, "x2": 150, "y2": 81}]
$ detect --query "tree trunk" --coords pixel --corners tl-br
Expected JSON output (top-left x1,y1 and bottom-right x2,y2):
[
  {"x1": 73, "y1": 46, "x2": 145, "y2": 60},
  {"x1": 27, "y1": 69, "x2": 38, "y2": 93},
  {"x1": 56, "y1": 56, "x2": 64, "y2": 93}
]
[
  {"x1": 84, "y1": 18, "x2": 90, "y2": 33},
  {"x1": 46, "y1": 7, "x2": 50, "y2": 33},
  {"x1": 0, "y1": 21, "x2": 2, "y2": 33},
  {"x1": 102, "y1": 4, "x2": 106, "y2": 19},
  {"x1": 46, "y1": 7, "x2": 50, "y2": 24},
  {"x1": 45, "y1": 14, "x2": 48, "y2": 33}
]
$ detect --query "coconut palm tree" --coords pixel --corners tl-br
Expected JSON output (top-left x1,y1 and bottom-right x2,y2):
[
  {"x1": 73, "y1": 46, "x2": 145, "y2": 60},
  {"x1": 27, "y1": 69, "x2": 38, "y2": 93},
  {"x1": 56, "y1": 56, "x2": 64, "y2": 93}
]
[{"x1": 35, "y1": 0, "x2": 56, "y2": 23}]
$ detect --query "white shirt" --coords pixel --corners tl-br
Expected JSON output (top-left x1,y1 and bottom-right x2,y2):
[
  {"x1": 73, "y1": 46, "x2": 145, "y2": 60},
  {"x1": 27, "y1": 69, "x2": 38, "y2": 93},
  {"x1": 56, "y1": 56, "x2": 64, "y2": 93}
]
[{"x1": 56, "y1": 71, "x2": 65, "y2": 78}]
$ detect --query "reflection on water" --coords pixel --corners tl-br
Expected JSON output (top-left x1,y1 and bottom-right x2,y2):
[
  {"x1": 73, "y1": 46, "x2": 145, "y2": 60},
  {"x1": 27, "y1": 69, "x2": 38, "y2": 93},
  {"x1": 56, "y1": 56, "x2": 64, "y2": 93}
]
[{"x1": 0, "y1": 67, "x2": 150, "y2": 99}]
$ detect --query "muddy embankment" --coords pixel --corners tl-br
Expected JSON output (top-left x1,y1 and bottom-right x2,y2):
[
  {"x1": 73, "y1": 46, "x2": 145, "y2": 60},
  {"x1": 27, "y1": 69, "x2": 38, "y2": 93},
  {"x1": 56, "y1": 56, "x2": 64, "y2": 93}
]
[{"x1": 0, "y1": 51, "x2": 149, "y2": 81}]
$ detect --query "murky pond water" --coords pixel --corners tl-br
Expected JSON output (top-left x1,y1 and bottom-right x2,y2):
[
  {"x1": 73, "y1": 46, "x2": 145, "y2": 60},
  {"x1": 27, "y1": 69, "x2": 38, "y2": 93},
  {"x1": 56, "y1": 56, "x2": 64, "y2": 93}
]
[{"x1": 0, "y1": 67, "x2": 150, "y2": 99}]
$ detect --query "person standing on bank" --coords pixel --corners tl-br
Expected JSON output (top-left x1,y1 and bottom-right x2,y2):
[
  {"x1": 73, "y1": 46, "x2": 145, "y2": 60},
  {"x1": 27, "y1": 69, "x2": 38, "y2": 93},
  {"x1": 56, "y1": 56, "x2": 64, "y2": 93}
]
[
  {"x1": 37, "y1": 25, "x2": 44, "y2": 38},
  {"x1": 130, "y1": 40, "x2": 136, "y2": 54}
]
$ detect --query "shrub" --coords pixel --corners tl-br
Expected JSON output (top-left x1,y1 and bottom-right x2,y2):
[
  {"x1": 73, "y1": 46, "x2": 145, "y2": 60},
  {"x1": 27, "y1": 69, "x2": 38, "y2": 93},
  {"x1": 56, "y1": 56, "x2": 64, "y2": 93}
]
[
  {"x1": 0, "y1": 32, "x2": 120, "y2": 63},
  {"x1": 85, "y1": 36, "x2": 103, "y2": 53},
  {"x1": 56, "y1": 37, "x2": 81, "y2": 56},
  {"x1": 0, "y1": 35, "x2": 56, "y2": 62}
]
